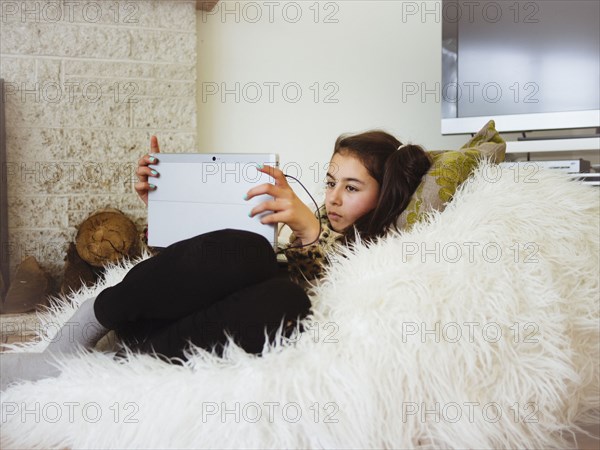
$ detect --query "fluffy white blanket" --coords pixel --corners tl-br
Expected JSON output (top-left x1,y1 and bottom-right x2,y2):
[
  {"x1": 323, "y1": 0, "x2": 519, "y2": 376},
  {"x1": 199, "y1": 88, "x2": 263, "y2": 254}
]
[{"x1": 1, "y1": 161, "x2": 598, "y2": 449}]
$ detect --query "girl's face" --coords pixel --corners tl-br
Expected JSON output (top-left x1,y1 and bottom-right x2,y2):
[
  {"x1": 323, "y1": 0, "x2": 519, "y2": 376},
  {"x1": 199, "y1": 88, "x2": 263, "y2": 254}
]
[{"x1": 325, "y1": 151, "x2": 380, "y2": 233}]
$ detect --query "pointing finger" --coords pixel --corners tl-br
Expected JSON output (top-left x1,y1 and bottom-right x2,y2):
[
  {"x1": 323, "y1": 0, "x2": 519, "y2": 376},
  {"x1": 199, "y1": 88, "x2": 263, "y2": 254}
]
[{"x1": 257, "y1": 164, "x2": 288, "y2": 186}]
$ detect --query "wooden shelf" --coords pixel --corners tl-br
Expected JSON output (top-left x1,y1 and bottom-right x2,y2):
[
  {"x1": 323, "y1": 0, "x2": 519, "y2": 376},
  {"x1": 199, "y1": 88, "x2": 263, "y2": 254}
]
[
  {"x1": 506, "y1": 137, "x2": 600, "y2": 154},
  {"x1": 197, "y1": 0, "x2": 219, "y2": 11}
]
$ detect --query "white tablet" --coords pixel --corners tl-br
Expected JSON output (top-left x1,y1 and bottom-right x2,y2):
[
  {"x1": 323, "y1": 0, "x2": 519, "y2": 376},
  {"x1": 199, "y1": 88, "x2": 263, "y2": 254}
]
[{"x1": 147, "y1": 153, "x2": 279, "y2": 248}]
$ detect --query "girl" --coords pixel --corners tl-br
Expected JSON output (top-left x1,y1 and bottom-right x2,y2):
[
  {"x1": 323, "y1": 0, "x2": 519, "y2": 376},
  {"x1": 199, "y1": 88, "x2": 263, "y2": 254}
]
[{"x1": 0, "y1": 131, "x2": 432, "y2": 390}]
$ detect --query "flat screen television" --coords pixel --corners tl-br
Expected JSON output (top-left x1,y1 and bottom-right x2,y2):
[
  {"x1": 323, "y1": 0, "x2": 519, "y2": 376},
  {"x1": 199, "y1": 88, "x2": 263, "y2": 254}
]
[{"x1": 441, "y1": 0, "x2": 600, "y2": 134}]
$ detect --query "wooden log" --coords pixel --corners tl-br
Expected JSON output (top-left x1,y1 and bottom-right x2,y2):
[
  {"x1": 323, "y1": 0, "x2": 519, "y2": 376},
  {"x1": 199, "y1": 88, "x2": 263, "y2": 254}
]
[
  {"x1": 60, "y1": 241, "x2": 101, "y2": 296},
  {"x1": 0, "y1": 256, "x2": 51, "y2": 314},
  {"x1": 75, "y1": 208, "x2": 141, "y2": 268}
]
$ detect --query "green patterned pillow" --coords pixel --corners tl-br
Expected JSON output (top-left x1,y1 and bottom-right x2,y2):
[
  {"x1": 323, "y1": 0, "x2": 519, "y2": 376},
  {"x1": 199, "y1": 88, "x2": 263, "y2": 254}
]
[{"x1": 396, "y1": 120, "x2": 506, "y2": 231}]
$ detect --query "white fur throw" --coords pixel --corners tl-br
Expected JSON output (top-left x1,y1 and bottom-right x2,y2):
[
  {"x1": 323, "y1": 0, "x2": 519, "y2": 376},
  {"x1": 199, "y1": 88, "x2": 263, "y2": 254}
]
[{"x1": 1, "y1": 160, "x2": 598, "y2": 449}]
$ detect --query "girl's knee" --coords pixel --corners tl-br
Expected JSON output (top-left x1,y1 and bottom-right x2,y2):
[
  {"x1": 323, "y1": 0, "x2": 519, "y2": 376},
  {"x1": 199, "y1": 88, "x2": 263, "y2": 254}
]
[
  {"x1": 265, "y1": 278, "x2": 311, "y2": 315},
  {"x1": 192, "y1": 229, "x2": 275, "y2": 262},
  {"x1": 225, "y1": 229, "x2": 274, "y2": 251}
]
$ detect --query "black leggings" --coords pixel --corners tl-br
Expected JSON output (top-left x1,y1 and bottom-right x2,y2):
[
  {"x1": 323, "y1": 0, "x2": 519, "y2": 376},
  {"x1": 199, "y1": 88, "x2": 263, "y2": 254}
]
[{"x1": 94, "y1": 229, "x2": 311, "y2": 360}]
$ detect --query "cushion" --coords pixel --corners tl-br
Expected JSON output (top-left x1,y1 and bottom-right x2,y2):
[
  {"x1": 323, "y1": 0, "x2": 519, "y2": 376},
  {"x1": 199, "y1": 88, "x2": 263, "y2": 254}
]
[{"x1": 395, "y1": 120, "x2": 506, "y2": 232}]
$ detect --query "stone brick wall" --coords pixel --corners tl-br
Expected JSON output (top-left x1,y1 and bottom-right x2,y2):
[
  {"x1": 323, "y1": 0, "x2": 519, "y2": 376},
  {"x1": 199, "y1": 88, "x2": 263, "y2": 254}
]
[{"x1": 0, "y1": 0, "x2": 197, "y2": 292}]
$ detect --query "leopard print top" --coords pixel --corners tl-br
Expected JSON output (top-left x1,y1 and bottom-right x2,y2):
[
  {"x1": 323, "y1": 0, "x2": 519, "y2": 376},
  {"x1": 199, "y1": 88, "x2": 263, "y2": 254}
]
[{"x1": 276, "y1": 204, "x2": 345, "y2": 290}]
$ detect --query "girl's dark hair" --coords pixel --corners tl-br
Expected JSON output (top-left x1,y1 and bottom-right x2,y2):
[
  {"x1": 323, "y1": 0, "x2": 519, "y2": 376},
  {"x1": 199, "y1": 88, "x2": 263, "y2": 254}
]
[{"x1": 331, "y1": 130, "x2": 432, "y2": 245}]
